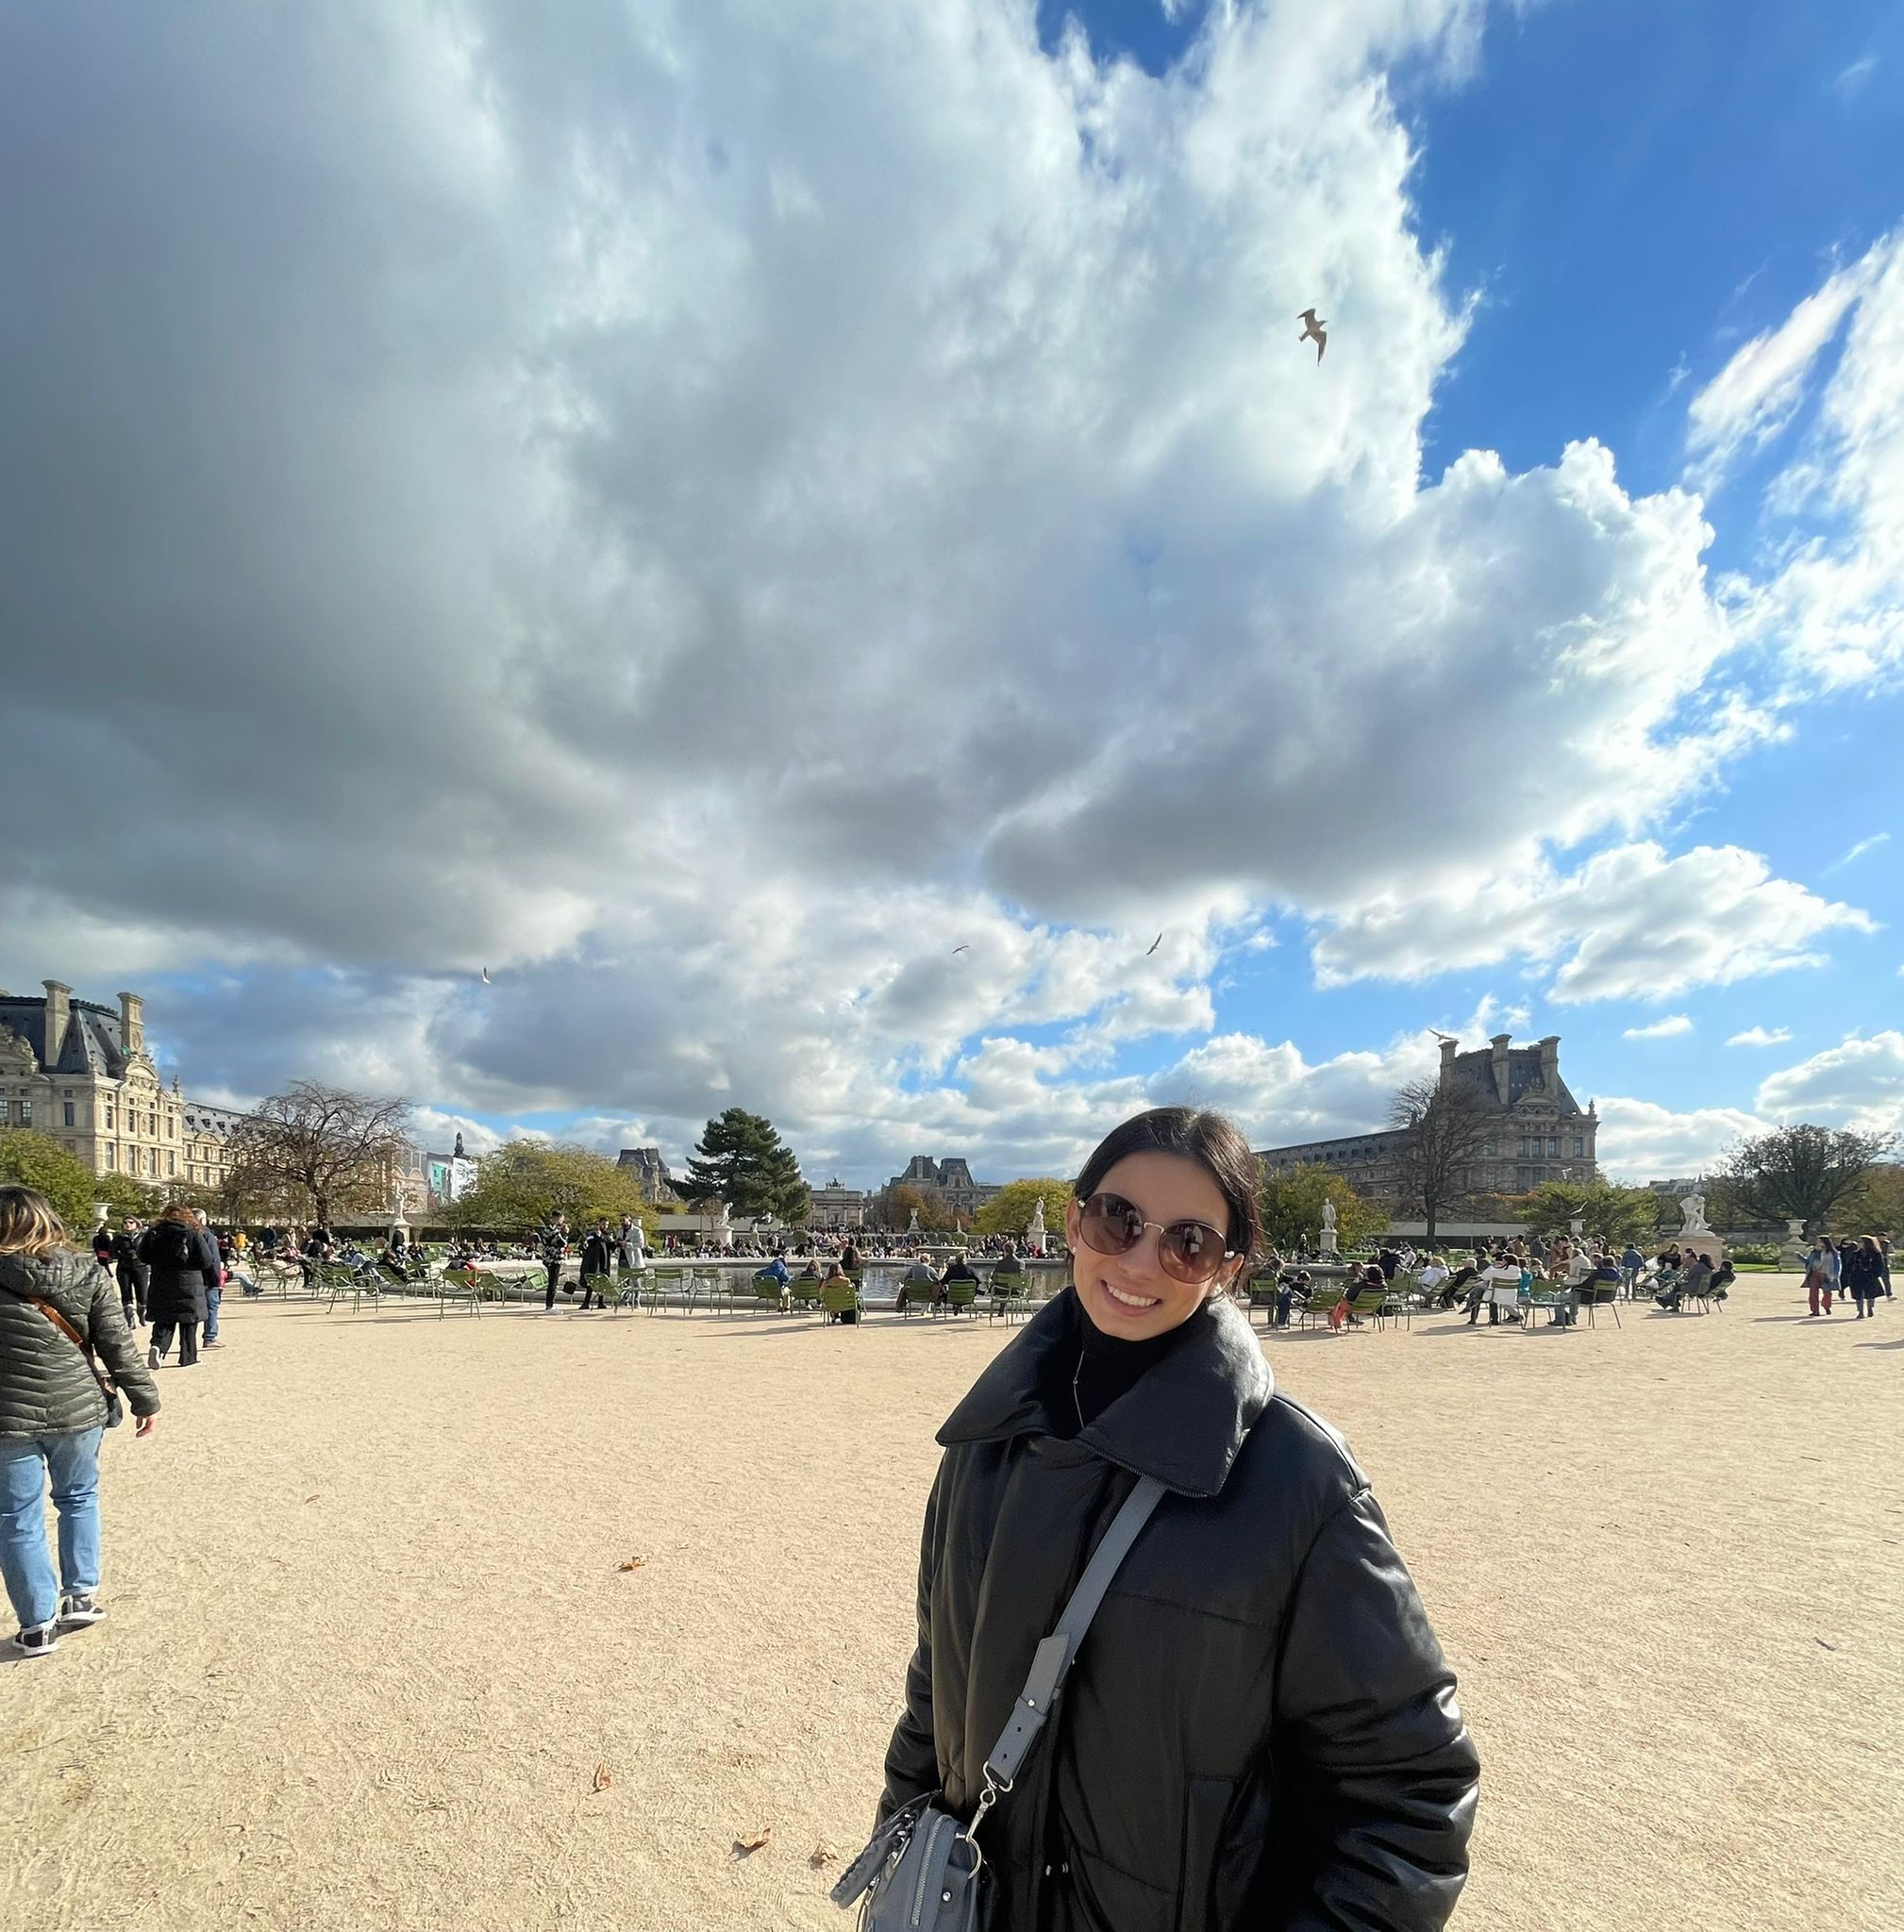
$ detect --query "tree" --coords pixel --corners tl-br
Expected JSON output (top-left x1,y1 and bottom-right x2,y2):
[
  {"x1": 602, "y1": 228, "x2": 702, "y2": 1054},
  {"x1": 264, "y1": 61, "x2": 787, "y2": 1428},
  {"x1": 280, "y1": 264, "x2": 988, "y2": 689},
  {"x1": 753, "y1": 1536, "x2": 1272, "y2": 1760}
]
[
  {"x1": 1505, "y1": 1178, "x2": 1660, "y2": 1246},
  {"x1": 1386, "y1": 1076, "x2": 1495, "y2": 1243},
  {"x1": 447, "y1": 1142, "x2": 659, "y2": 1234},
  {"x1": 1834, "y1": 1162, "x2": 1903, "y2": 1238},
  {"x1": 225, "y1": 1081, "x2": 413, "y2": 1225},
  {"x1": 0, "y1": 1129, "x2": 156, "y2": 1232},
  {"x1": 682, "y1": 1109, "x2": 809, "y2": 1222},
  {"x1": 976, "y1": 1178, "x2": 1073, "y2": 1241},
  {"x1": 1258, "y1": 1163, "x2": 1387, "y2": 1255},
  {"x1": 1717, "y1": 1124, "x2": 1897, "y2": 1238}
]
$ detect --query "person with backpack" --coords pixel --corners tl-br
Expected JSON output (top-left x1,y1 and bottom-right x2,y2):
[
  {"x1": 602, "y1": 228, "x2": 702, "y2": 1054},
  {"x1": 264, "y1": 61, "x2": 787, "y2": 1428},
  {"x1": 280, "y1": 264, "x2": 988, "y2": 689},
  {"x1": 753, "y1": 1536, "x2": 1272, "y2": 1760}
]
[
  {"x1": 1842, "y1": 1235, "x2": 1886, "y2": 1319},
  {"x1": 110, "y1": 1217, "x2": 149, "y2": 1325},
  {"x1": 1, "y1": 1187, "x2": 161, "y2": 1658},
  {"x1": 865, "y1": 1108, "x2": 1477, "y2": 1930},
  {"x1": 138, "y1": 1206, "x2": 222, "y2": 1368}
]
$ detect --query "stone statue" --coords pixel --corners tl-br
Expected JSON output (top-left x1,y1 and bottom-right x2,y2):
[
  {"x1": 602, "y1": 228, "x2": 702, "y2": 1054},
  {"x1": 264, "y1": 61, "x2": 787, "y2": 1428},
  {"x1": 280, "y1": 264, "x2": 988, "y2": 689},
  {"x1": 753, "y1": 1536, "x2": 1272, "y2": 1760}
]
[
  {"x1": 1678, "y1": 1191, "x2": 1712, "y2": 1237},
  {"x1": 1027, "y1": 1196, "x2": 1047, "y2": 1257},
  {"x1": 1321, "y1": 1198, "x2": 1336, "y2": 1231},
  {"x1": 454, "y1": 1130, "x2": 466, "y2": 1159},
  {"x1": 907, "y1": 1207, "x2": 921, "y2": 1235}
]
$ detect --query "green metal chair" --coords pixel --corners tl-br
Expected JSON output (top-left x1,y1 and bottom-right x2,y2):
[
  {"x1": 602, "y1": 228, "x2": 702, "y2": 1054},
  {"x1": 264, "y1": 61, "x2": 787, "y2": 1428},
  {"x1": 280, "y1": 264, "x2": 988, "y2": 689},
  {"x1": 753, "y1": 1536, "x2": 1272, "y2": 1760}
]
[
  {"x1": 819, "y1": 1281, "x2": 860, "y2": 1326},
  {"x1": 895, "y1": 1280, "x2": 935, "y2": 1319},
  {"x1": 436, "y1": 1267, "x2": 484, "y2": 1318},
  {"x1": 324, "y1": 1262, "x2": 380, "y2": 1313},
  {"x1": 1579, "y1": 1280, "x2": 1621, "y2": 1328},
  {"x1": 1298, "y1": 1283, "x2": 1348, "y2": 1330},
  {"x1": 788, "y1": 1276, "x2": 824, "y2": 1316},
  {"x1": 943, "y1": 1281, "x2": 979, "y2": 1319},
  {"x1": 750, "y1": 1270, "x2": 790, "y2": 1313}
]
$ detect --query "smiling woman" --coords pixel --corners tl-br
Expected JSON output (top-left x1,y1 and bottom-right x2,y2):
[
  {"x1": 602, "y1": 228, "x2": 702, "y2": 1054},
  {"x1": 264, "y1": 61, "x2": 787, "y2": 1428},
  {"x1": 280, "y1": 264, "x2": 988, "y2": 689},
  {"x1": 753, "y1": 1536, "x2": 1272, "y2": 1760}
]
[{"x1": 869, "y1": 1106, "x2": 1479, "y2": 1932}]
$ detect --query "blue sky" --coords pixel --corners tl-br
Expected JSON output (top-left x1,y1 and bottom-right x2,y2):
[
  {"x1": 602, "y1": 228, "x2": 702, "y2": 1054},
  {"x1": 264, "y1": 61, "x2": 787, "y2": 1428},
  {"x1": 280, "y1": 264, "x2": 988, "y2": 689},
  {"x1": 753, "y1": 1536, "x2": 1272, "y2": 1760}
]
[{"x1": 4, "y1": 0, "x2": 1901, "y2": 1187}]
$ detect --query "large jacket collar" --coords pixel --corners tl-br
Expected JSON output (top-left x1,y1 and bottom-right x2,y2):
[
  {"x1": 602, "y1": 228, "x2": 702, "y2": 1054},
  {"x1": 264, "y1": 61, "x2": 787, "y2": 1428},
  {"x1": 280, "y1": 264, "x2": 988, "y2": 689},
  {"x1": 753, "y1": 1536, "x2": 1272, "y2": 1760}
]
[{"x1": 937, "y1": 1290, "x2": 1274, "y2": 1498}]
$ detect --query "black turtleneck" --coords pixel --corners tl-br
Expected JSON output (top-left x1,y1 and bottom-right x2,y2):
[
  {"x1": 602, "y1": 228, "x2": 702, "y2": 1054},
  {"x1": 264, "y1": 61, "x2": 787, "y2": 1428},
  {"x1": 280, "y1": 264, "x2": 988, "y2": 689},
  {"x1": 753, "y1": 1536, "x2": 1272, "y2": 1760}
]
[{"x1": 1041, "y1": 1287, "x2": 1212, "y2": 1439}]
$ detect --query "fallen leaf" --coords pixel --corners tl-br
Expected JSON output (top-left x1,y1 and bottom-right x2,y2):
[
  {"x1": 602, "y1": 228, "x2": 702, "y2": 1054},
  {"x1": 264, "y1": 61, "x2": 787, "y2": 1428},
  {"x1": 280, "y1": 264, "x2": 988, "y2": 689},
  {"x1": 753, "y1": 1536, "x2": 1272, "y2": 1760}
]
[
  {"x1": 1816, "y1": 1639, "x2": 1838, "y2": 1651},
  {"x1": 303, "y1": 1494, "x2": 321, "y2": 1504},
  {"x1": 809, "y1": 1844, "x2": 837, "y2": 1869},
  {"x1": 616, "y1": 1557, "x2": 647, "y2": 1573},
  {"x1": 734, "y1": 1826, "x2": 773, "y2": 1856},
  {"x1": 592, "y1": 1763, "x2": 612, "y2": 1793}
]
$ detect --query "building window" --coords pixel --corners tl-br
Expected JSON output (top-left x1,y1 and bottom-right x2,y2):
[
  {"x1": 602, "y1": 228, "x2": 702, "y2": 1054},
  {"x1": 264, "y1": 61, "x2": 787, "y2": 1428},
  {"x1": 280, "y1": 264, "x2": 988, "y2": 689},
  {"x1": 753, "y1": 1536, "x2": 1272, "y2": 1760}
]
[
  {"x1": 17, "y1": 1100, "x2": 29, "y2": 1127},
  {"x1": 168, "y1": 1117, "x2": 175, "y2": 1139},
  {"x1": 63, "y1": 1102, "x2": 75, "y2": 1127},
  {"x1": 106, "y1": 1105, "x2": 115, "y2": 1131},
  {"x1": 105, "y1": 1145, "x2": 116, "y2": 1171},
  {"x1": 168, "y1": 1152, "x2": 176, "y2": 1177},
  {"x1": 1573, "y1": 1136, "x2": 1585, "y2": 1158},
  {"x1": 1483, "y1": 1141, "x2": 1497, "y2": 1158}
]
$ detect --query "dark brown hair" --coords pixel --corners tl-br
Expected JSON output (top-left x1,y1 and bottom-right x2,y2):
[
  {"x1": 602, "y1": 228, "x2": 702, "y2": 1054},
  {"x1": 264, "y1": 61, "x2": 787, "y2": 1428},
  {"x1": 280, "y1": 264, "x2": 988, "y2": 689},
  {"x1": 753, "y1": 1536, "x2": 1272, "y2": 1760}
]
[{"x1": 1074, "y1": 1107, "x2": 1261, "y2": 1263}]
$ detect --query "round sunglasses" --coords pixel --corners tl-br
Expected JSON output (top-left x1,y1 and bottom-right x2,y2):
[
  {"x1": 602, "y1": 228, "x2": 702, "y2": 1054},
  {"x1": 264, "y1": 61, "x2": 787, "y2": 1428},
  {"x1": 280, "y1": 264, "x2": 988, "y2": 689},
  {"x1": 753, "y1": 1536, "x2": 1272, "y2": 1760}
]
[{"x1": 1076, "y1": 1191, "x2": 1236, "y2": 1286}]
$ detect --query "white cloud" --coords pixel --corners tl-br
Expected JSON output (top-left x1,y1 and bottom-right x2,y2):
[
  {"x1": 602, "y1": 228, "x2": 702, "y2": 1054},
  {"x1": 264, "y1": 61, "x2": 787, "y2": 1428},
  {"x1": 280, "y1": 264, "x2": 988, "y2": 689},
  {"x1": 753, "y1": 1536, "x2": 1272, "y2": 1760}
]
[
  {"x1": 1834, "y1": 55, "x2": 1877, "y2": 100},
  {"x1": 1593, "y1": 1095, "x2": 1770, "y2": 1180},
  {"x1": 1721, "y1": 228, "x2": 1904, "y2": 688},
  {"x1": 1685, "y1": 251, "x2": 1873, "y2": 491},
  {"x1": 1756, "y1": 1031, "x2": 1904, "y2": 1136},
  {"x1": 1624, "y1": 1013, "x2": 1692, "y2": 1039},
  {"x1": 1312, "y1": 841, "x2": 1873, "y2": 1001},
  {"x1": 1822, "y1": 829, "x2": 1891, "y2": 874},
  {"x1": 1727, "y1": 1025, "x2": 1792, "y2": 1047}
]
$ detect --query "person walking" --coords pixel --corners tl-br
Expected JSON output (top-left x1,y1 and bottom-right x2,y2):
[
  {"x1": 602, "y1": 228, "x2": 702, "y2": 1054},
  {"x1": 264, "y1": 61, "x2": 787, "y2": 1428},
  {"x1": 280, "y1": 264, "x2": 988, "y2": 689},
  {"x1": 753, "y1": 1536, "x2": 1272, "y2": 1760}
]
[
  {"x1": 139, "y1": 1206, "x2": 221, "y2": 1368},
  {"x1": 867, "y1": 1108, "x2": 1478, "y2": 1930},
  {"x1": 1803, "y1": 1238, "x2": 1836, "y2": 1317},
  {"x1": 111, "y1": 1217, "x2": 149, "y2": 1326},
  {"x1": 1843, "y1": 1236, "x2": 1885, "y2": 1319},
  {"x1": 0, "y1": 1187, "x2": 161, "y2": 1658},
  {"x1": 537, "y1": 1216, "x2": 569, "y2": 1314},
  {"x1": 193, "y1": 1211, "x2": 227, "y2": 1347}
]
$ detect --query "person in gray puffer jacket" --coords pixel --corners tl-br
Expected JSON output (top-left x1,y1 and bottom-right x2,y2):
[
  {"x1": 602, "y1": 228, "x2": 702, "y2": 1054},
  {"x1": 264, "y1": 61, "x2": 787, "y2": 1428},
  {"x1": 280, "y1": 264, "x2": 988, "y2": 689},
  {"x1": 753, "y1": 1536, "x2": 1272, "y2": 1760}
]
[{"x1": 1, "y1": 1187, "x2": 160, "y2": 1659}]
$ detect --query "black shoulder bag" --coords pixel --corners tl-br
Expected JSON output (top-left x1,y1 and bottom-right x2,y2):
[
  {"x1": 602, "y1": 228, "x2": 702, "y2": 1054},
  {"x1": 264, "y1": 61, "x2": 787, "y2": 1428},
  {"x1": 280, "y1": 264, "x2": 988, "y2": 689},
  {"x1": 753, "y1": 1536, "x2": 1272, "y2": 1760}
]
[{"x1": 831, "y1": 1474, "x2": 1166, "y2": 1931}]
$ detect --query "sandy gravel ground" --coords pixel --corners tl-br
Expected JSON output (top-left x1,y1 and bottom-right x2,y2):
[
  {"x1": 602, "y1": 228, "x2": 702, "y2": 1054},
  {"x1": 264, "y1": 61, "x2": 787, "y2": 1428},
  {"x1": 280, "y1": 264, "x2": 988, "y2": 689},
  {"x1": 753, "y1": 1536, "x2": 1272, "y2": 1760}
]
[{"x1": 3, "y1": 1274, "x2": 1898, "y2": 1932}]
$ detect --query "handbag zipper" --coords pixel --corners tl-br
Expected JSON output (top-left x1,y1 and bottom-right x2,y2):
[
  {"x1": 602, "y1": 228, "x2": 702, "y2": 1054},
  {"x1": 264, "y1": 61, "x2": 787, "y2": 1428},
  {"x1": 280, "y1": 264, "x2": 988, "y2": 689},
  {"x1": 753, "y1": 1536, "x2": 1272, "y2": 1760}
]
[{"x1": 910, "y1": 1813, "x2": 947, "y2": 1927}]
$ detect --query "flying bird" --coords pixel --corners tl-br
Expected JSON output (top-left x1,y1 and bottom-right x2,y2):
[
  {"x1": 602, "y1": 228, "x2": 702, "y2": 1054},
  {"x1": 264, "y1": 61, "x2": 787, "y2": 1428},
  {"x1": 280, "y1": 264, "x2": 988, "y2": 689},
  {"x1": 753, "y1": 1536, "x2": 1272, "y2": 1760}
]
[
  {"x1": 951, "y1": 945, "x2": 969, "y2": 955},
  {"x1": 480, "y1": 968, "x2": 492, "y2": 985},
  {"x1": 1297, "y1": 308, "x2": 1328, "y2": 361},
  {"x1": 1430, "y1": 1030, "x2": 1457, "y2": 1043},
  {"x1": 1146, "y1": 933, "x2": 1163, "y2": 956}
]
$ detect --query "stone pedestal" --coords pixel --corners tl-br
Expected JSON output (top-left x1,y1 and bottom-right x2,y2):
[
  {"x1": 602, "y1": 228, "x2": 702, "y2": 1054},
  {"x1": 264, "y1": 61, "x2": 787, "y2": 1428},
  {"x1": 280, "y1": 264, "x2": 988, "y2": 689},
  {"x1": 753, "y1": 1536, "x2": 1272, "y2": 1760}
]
[
  {"x1": 1317, "y1": 1227, "x2": 1339, "y2": 1257},
  {"x1": 1780, "y1": 1218, "x2": 1809, "y2": 1270},
  {"x1": 1675, "y1": 1235, "x2": 1727, "y2": 1269}
]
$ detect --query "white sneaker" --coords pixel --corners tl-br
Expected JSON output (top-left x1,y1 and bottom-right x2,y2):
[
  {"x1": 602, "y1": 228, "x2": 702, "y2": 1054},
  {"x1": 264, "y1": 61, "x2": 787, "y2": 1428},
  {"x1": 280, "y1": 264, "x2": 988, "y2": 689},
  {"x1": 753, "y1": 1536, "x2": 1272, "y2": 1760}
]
[
  {"x1": 147, "y1": 1343, "x2": 162, "y2": 1369},
  {"x1": 58, "y1": 1593, "x2": 106, "y2": 1628},
  {"x1": 11, "y1": 1623, "x2": 58, "y2": 1659}
]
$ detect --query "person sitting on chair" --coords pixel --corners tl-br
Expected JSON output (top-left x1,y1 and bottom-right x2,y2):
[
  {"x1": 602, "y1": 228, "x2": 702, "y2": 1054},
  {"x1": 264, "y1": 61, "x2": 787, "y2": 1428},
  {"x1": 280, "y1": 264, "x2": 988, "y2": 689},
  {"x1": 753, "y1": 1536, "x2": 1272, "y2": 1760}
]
[{"x1": 938, "y1": 1253, "x2": 978, "y2": 1307}]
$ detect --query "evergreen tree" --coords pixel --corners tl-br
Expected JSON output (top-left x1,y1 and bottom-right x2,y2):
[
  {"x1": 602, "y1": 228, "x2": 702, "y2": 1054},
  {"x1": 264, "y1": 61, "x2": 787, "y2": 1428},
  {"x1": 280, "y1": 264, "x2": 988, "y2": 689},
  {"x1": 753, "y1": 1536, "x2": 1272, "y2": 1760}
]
[{"x1": 684, "y1": 1108, "x2": 808, "y2": 1221}]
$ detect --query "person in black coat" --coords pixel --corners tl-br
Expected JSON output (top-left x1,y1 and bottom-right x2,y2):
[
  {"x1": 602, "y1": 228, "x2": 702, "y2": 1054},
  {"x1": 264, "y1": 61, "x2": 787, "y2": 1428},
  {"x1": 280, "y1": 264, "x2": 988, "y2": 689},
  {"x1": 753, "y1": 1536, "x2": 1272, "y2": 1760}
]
[
  {"x1": 877, "y1": 1108, "x2": 1478, "y2": 1931},
  {"x1": 109, "y1": 1218, "x2": 149, "y2": 1325},
  {"x1": 137, "y1": 1208, "x2": 221, "y2": 1369},
  {"x1": 576, "y1": 1223, "x2": 613, "y2": 1310}
]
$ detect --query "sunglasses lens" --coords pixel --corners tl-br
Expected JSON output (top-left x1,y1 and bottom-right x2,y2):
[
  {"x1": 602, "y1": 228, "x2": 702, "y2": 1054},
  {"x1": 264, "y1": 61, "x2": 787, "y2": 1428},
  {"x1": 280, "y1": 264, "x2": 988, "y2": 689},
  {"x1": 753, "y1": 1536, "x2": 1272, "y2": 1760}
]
[
  {"x1": 1079, "y1": 1194, "x2": 1143, "y2": 1257},
  {"x1": 1159, "y1": 1221, "x2": 1224, "y2": 1284}
]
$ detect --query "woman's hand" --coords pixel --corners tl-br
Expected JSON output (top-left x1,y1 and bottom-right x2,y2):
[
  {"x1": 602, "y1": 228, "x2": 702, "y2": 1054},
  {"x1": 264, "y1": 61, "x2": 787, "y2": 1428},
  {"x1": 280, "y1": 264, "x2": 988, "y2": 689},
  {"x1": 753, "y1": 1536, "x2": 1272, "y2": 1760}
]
[{"x1": 135, "y1": 1413, "x2": 159, "y2": 1439}]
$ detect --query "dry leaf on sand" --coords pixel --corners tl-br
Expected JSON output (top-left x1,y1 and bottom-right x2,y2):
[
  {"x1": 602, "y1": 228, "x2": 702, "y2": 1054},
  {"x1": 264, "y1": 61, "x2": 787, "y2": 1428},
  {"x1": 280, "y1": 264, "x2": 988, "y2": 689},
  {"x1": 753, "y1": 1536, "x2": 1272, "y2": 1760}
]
[
  {"x1": 616, "y1": 1557, "x2": 648, "y2": 1572},
  {"x1": 592, "y1": 1764, "x2": 612, "y2": 1793},
  {"x1": 809, "y1": 1844, "x2": 837, "y2": 1869},
  {"x1": 733, "y1": 1826, "x2": 773, "y2": 1856}
]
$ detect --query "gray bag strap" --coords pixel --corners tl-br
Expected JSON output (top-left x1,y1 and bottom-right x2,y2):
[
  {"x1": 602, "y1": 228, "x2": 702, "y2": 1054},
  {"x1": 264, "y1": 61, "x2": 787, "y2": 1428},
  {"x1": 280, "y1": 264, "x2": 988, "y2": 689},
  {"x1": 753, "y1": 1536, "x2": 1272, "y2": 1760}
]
[{"x1": 980, "y1": 1475, "x2": 1166, "y2": 1788}]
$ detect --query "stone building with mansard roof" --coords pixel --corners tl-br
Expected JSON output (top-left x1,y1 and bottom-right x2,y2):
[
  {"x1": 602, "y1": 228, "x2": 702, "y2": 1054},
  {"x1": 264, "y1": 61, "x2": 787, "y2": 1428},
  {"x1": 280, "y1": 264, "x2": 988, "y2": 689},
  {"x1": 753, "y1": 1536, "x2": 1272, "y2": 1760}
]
[
  {"x1": 1256, "y1": 1033, "x2": 1599, "y2": 1205},
  {"x1": 0, "y1": 980, "x2": 242, "y2": 1192}
]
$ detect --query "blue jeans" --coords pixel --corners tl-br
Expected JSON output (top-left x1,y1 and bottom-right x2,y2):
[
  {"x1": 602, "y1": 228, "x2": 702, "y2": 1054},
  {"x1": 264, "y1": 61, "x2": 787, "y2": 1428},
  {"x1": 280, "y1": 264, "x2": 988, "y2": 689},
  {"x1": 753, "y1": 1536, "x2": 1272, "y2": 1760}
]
[
  {"x1": 204, "y1": 1282, "x2": 222, "y2": 1341},
  {"x1": 0, "y1": 1429, "x2": 103, "y2": 1633}
]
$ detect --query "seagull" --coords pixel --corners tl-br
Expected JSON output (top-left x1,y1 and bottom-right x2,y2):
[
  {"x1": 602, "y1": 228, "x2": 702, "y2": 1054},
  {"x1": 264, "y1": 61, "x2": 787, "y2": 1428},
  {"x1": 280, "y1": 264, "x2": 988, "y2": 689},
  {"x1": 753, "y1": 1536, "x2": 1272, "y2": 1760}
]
[
  {"x1": 1297, "y1": 308, "x2": 1328, "y2": 361},
  {"x1": 1146, "y1": 933, "x2": 1163, "y2": 956},
  {"x1": 480, "y1": 968, "x2": 492, "y2": 985},
  {"x1": 951, "y1": 945, "x2": 968, "y2": 955},
  {"x1": 1430, "y1": 1029, "x2": 1456, "y2": 1042}
]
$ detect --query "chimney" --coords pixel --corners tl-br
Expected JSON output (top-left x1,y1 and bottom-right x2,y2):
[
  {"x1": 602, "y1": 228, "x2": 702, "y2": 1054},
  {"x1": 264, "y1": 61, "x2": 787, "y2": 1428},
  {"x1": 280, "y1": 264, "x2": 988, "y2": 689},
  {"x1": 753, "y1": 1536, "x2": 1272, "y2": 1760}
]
[
  {"x1": 42, "y1": 980, "x2": 71, "y2": 1068},
  {"x1": 1538, "y1": 1035, "x2": 1560, "y2": 1091},
  {"x1": 119, "y1": 991, "x2": 144, "y2": 1058},
  {"x1": 1438, "y1": 1037, "x2": 1458, "y2": 1080},
  {"x1": 1490, "y1": 1032, "x2": 1512, "y2": 1106}
]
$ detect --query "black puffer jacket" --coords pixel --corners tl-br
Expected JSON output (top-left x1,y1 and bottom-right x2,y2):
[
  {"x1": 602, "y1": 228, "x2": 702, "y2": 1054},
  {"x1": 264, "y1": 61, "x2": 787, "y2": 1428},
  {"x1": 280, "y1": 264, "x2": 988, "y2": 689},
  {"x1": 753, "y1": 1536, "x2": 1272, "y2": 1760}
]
[
  {"x1": 0, "y1": 1248, "x2": 161, "y2": 1437},
  {"x1": 139, "y1": 1221, "x2": 221, "y2": 1323},
  {"x1": 880, "y1": 1292, "x2": 1478, "y2": 1932}
]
